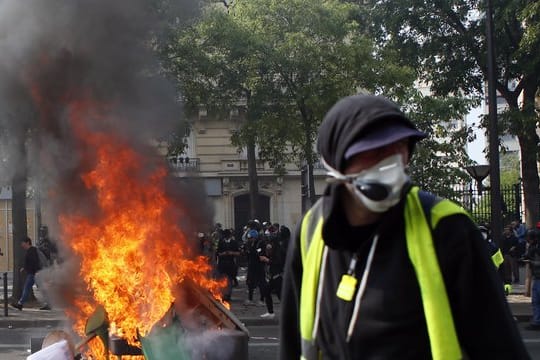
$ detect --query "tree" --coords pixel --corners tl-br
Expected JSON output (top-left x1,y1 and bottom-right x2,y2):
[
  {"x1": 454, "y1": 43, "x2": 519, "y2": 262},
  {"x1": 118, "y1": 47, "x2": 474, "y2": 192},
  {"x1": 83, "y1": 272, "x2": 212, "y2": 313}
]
[
  {"x1": 405, "y1": 92, "x2": 476, "y2": 198},
  {"x1": 231, "y1": 0, "x2": 380, "y2": 208},
  {"x1": 10, "y1": 137, "x2": 28, "y2": 302},
  {"x1": 160, "y1": 4, "x2": 267, "y2": 219},
  {"x1": 368, "y1": 0, "x2": 540, "y2": 226},
  {"x1": 226, "y1": 0, "x2": 475, "y2": 206},
  {"x1": 161, "y1": 0, "x2": 476, "y2": 211}
]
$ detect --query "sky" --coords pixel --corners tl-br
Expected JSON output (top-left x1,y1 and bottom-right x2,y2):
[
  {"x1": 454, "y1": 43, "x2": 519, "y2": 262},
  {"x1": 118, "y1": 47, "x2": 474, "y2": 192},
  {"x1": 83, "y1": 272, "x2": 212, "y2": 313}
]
[{"x1": 466, "y1": 105, "x2": 488, "y2": 164}]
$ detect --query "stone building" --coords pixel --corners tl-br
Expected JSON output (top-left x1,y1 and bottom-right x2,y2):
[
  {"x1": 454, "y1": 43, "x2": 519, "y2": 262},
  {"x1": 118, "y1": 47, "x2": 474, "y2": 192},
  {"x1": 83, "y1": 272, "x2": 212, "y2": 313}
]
[{"x1": 167, "y1": 114, "x2": 327, "y2": 234}]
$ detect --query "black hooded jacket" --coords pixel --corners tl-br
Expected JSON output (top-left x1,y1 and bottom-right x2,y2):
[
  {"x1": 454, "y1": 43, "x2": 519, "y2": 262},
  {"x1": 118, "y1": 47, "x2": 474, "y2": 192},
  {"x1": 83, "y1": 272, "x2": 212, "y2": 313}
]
[
  {"x1": 279, "y1": 95, "x2": 529, "y2": 359},
  {"x1": 318, "y1": 94, "x2": 421, "y2": 250}
]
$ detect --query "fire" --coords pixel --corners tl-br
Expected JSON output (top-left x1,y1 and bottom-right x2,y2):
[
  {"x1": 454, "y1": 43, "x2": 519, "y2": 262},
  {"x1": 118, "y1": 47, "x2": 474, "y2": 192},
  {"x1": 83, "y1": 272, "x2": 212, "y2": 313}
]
[{"x1": 31, "y1": 90, "x2": 225, "y2": 355}]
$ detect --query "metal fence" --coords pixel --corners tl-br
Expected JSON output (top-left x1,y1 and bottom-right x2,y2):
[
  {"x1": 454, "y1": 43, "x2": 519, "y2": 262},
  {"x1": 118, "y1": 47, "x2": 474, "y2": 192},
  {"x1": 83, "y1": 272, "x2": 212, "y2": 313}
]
[{"x1": 439, "y1": 183, "x2": 522, "y2": 226}]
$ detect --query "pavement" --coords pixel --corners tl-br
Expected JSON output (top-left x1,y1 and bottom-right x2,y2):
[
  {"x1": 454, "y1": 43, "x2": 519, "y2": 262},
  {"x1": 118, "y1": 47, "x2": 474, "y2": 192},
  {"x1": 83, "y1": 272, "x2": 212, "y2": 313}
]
[
  {"x1": 0, "y1": 269, "x2": 280, "y2": 330},
  {"x1": 0, "y1": 271, "x2": 532, "y2": 330}
]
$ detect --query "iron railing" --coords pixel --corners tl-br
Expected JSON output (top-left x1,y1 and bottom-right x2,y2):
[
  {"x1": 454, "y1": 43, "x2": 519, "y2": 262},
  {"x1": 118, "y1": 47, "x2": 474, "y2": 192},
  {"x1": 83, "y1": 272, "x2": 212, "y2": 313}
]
[
  {"x1": 435, "y1": 183, "x2": 522, "y2": 226},
  {"x1": 168, "y1": 157, "x2": 200, "y2": 172}
]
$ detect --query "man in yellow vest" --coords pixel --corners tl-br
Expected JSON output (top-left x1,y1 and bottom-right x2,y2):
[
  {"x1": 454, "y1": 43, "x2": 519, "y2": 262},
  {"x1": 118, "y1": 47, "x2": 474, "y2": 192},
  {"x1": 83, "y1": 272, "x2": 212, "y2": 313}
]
[{"x1": 279, "y1": 94, "x2": 529, "y2": 359}]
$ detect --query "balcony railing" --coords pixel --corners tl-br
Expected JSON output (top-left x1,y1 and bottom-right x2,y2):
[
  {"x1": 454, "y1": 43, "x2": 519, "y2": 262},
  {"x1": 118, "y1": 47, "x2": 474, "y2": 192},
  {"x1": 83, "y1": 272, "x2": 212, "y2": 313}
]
[{"x1": 168, "y1": 156, "x2": 200, "y2": 172}]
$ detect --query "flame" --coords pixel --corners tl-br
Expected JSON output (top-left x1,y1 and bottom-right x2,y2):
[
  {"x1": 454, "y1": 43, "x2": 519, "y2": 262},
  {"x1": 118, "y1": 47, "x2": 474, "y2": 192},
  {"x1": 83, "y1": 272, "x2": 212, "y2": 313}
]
[{"x1": 30, "y1": 84, "x2": 225, "y2": 356}]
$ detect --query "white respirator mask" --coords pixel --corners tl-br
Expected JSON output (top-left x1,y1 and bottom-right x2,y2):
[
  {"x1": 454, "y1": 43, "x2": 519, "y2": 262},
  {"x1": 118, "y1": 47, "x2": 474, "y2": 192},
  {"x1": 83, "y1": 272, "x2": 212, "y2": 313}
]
[{"x1": 323, "y1": 154, "x2": 409, "y2": 213}]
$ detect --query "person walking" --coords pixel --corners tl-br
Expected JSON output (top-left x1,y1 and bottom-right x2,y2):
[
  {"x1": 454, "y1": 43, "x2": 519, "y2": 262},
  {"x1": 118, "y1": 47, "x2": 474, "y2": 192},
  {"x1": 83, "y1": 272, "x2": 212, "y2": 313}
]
[
  {"x1": 279, "y1": 94, "x2": 529, "y2": 359},
  {"x1": 502, "y1": 224, "x2": 521, "y2": 284},
  {"x1": 258, "y1": 228, "x2": 285, "y2": 319},
  {"x1": 11, "y1": 236, "x2": 42, "y2": 310},
  {"x1": 216, "y1": 229, "x2": 240, "y2": 301},
  {"x1": 244, "y1": 229, "x2": 266, "y2": 306},
  {"x1": 522, "y1": 229, "x2": 540, "y2": 330}
]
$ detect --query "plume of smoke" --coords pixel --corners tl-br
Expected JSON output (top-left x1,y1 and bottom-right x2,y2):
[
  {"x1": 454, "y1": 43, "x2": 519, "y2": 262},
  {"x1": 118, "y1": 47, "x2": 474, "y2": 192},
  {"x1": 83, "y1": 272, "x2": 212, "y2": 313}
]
[
  {"x1": 0, "y1": 0, "x2": 171, "y2": 191},
  {"x1": 0, "y1": 0, "x2": 213, "y2": 231},
  {"x1": 0, "y1": 0, "x2": 216, "y2": 324}
]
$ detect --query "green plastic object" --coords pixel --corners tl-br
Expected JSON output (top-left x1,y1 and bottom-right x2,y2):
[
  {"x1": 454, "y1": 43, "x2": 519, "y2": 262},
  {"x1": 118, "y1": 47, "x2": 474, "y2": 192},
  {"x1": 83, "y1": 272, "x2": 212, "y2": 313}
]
[
  {"x1": 139, "y1": 318, "x2": 190, "y2": 360},
  {"x1": 86, "y1": 305, "x2": 110, "y2": 356}
]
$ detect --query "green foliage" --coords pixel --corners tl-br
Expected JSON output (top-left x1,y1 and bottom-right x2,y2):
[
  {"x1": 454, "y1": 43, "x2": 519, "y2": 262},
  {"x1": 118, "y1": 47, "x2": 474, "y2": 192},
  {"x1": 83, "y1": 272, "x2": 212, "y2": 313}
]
[
  {"x1": 158, "y1": 0, "x2": 483, "y2": 194},
  {"x1": 405, "y1": 91, "x2": 476, "y2": 196},
  {"x1": 500, "y1": 151, "x2": 520, "y2": 186},
  {"x1": 367, "y1": 0, "x2": 540, "y2": 223},
  {"x1": 229, "y1": 0, "x2": 391, "y2": 171}
]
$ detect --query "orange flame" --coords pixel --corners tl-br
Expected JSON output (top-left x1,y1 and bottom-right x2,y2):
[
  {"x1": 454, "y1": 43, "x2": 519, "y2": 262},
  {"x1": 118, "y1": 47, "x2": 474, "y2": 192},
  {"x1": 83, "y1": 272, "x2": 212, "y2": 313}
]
[{"x1": 30, "y1": 91, "x2": 225, "y2": 356}]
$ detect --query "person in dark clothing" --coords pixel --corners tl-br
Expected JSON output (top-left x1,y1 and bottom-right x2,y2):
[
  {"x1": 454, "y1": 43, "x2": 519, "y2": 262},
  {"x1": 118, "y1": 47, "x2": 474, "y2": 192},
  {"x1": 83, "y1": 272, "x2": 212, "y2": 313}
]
[
  {"x1": 279, "y1": 94, "x2": 529, "y2": 359},
  {"x1": 502, "y1": 225, "x2": 521, "y2": 284},
  {"x1": 244, "y1": 229, "x2": 266, "y2": 306},
  {"x1": 258, "y1": 233, "x2": 285, "y2": 319},
  {"x1": 11, "y1": 237, "x2": 41, "y2": 310},
  {"x1": 522, "y1": 229, "x2": 540, "y2": 330},
  {"x1": 37, "y1": 225, "x2": 58, "y2": 266},
  {"x1": 216, "y1": 229, "x2": 240, "y2": 301},
  {"x1": 279, "y1": 225, "x2": 291, "y2": 251}
]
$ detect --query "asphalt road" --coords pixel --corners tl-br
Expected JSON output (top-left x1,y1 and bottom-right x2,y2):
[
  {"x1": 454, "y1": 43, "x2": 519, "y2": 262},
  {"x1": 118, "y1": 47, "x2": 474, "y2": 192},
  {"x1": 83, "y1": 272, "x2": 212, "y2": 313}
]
[
  {"x1": 2, "y1": 323, "x2": 540, "y2": 359},
  {"x1": 0, "y1": 324, "x2": 279, "y2": 360}
]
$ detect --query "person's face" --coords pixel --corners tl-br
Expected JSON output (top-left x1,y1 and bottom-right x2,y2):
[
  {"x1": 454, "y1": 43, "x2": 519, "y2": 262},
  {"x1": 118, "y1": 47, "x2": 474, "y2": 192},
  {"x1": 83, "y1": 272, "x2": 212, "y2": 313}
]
[
  {"x1": 21, "y1": 241, "x2": 30, "y2": 250},
  {"x1": 344, "y1": 139, "x2": 409, "y2": 175},
  {"x1": 340, "y1": 139, "x2": 410, "y2": 216}
]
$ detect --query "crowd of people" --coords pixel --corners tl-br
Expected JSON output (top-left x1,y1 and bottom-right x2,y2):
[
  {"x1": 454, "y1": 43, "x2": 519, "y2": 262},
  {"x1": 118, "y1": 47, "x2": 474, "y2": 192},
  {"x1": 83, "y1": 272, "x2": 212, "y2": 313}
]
[
  {"x1": 485, "y1": 219, "x2": 540, "y2": 331},
  {"x1": 197, "y1": 220, "x2": 291, "y2": 319}
]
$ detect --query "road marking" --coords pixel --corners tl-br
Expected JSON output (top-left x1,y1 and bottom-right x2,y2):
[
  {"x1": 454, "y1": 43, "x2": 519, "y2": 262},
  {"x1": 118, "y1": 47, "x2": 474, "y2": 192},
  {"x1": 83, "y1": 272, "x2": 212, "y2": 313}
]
[
  {"x1": 0, "y1": 344, "x2": 28, "y2": 349},
  {"x1": 249, "y1": 342, "x2": 279, "y2": 347},
  {"x1": 250, "y1": 336, "x2": 279, "y2": 341}
]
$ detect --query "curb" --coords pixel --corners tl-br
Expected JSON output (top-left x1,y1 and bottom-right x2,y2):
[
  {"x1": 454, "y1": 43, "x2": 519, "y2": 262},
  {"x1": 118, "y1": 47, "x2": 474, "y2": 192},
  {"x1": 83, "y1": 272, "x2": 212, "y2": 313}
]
[
  {"x1": 0, "y1": 319, "x2": 64, "y2": 328},
  {"x1": 238, "y1": 316, "x2": 279, "y2": 327},
  {"x1": 0, "y1": 316, "x2": 278, "y2": 329},
  {"x1": 0, "y1": 313, "x2": 529, "y2": 328}
]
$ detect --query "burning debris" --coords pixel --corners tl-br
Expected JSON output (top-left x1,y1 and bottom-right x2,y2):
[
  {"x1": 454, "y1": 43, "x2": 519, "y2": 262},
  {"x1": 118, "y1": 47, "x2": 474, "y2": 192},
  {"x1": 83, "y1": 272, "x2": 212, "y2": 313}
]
[{"x1": 0, "y1": 0, "x2": 247, "y2": 358}]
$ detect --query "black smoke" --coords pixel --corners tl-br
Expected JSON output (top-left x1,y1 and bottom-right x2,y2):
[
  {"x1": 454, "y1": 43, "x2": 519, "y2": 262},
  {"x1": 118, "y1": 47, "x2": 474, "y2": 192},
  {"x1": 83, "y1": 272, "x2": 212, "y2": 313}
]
[{"x1": 0, "y1": 0, "x2": 216, "y2": 306}]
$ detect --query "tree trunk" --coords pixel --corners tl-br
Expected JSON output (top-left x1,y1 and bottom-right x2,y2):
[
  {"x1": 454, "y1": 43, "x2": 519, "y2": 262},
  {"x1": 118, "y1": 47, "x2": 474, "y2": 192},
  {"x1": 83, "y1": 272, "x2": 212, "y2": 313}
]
[
  {"x1": 517, "y1": 87, "x2": 540, "y2": 228},
  {"x1": 10, "y1": 144, "x2": 28, "y2": 302},
  {"x1": 300, "y1": 104, "x2": 316, "y2": 211},
  {"x1": 519, "y1": 133, "x2": 539, "y2": 227},
  {"x1": 247, "y1": 139, "x2": 259, "y2": 220}
]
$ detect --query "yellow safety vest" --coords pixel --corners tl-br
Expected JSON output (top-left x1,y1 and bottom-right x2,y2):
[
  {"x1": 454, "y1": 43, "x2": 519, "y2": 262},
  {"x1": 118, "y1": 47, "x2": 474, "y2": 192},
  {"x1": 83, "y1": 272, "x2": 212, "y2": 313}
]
[{"x1": 299, "y1": 186, "x2": 468, "y2": 360}]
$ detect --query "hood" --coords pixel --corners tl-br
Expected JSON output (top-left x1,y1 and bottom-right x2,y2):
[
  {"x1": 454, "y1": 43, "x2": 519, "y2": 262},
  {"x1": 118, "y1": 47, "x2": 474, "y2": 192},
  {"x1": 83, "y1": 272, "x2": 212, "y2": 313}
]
[
  {"x1": 316, "y1": 94, "x2": 420, "y2": 249},
  {"x1": 317, "y1": 94, "x2": 418, "y2": 172}
]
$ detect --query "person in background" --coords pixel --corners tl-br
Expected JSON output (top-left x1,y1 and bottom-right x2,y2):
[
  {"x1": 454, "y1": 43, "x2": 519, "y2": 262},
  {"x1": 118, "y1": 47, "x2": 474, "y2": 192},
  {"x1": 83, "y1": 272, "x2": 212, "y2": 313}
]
[
  {"x1": 259, "y1": 228, "x2": 285, "y2": 319},
  {"x1": 502, "y1": 224, "x2": 521, "y2": 284},
  {"x1": 512, "y1": 219, "x2": 527, "y2": 258},
  {"x1": 279, "y1": 94, "x2": 528, "y2": 359},
  {"x1": 479, "y1": 224, "x2": 509, "y2": 296},
  {"x1": 244, "y1": 229, "x2": 266, "y2": 306},
  {"x1": 479, "y1": 225, "x2": 504, "y2": 269},
  {"x1": 11, "y1": 237, "x2": 41, "y2": 310},
  {"x1": 211, "y1": 222, "x2": 224, "y2": 252},
  {"x1": 216, "y1": 229, "x2": 240, "y2": 301},
  {"x1": 522, "y1": 229, "x2": 540, "y2": 330}
]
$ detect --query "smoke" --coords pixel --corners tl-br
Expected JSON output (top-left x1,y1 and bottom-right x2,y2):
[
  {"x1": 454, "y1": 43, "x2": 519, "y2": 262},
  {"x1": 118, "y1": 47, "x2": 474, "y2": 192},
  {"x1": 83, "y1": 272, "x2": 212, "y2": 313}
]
[
  {"x1": 0, "y1": 0, "x2": 214, "y2": 230},
  {"x1": 0, "y1": 0, "x2": 219, "y2": 334}
]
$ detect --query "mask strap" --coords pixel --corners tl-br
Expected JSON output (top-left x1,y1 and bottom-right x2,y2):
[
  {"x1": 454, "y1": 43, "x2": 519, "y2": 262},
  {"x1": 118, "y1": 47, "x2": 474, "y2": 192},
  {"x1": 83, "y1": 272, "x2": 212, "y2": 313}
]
[{"x1": 320, "y1": 156, "x2": 348, "y2": 181}]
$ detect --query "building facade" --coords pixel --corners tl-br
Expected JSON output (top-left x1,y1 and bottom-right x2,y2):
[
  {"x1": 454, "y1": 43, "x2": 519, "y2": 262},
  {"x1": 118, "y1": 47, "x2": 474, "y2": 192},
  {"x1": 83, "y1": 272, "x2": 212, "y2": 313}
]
[
  {"x1": 0, "y1": 187, "x2": 38, "y2": 273},
  {"x1": 167, "y1": 115, "x2": 327, "y2": 234}
]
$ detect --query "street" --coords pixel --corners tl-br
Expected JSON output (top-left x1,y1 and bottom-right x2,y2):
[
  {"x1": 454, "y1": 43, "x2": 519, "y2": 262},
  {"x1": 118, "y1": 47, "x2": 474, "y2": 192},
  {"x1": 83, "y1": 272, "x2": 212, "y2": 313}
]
[
  {"x1": 3, "y1": 322, "x2": 540, "y2": 359},
  {"x1": 0, "y1": 324, "x2": 279, "y2": 360}
]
